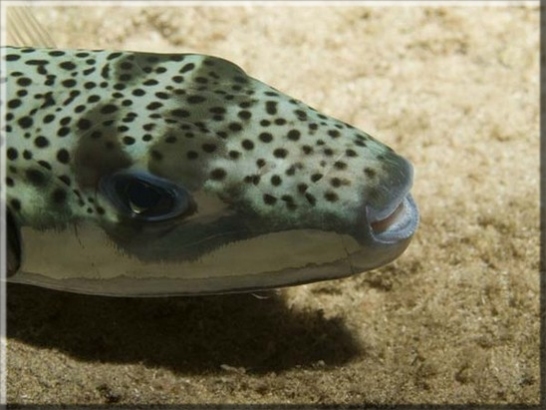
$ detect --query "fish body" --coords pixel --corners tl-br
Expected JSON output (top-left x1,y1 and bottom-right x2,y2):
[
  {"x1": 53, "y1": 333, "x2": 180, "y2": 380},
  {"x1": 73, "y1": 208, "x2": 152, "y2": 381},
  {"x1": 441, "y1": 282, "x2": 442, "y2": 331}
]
[{"x1": 2, "y1": 46, "x2": 418, "y2": 296}]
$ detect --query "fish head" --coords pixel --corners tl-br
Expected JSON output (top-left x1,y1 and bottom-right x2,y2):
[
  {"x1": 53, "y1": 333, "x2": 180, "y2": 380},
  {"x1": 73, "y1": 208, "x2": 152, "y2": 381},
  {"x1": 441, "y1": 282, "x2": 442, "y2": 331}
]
[{"x1": 7, "y1": 50, "x2": 418, "y2": 295}]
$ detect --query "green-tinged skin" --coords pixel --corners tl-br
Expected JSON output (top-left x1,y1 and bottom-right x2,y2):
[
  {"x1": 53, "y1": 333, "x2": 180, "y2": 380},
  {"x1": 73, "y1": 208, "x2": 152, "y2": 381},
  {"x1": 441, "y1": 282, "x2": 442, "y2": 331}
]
[{"x1": 2, "y1": 46, "x2": 418, "y2": 296}]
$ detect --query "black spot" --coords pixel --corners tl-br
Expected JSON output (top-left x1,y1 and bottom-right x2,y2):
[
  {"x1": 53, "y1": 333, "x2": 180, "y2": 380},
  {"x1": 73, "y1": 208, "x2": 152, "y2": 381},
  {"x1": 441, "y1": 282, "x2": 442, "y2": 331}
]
[
  {"x1": 165, "y1": 135, "x2": 177, "y2": 144},
  {"x1": 6, "y1": 54, "x2": 21, "y2": 61},
  {"x1": 294, "y1": 109, "x2": 308, "y2": 120},
  {"x1": 302, "y1": 145, "x2": 313, "y2": 155},
  {"x1": 287, "y1": 130, "x2": 301, "y2": 141},
  {"x1": 256, "y1": 159, "x2": 266, "y2": 168},
  {"x1": 297, "y1": 183, "x2": 308, "y2": 193},
  {"x1": 57, "y1": 127, "x2": 70, "y2": 137},
  {"x1": 38, "y1": 160, "x2": 51, "y2": 170},
  {"x1": 34, "y1": 136, "x2": 49, "y2": 148},
  {"x1": 234, "y1": 75, "x2": 249, "y2": 84},
  {"x1": 87, "y1": 95, "x2": 101, "y2": 103},
  {"x1": 324, "y1": 191, "x2": 338, "y2": 202},
  {"x1": 346, "y1": 149, "x2": 357, "y2": 157},
  {"x1": 334, "y1": 161, "x2": 347, "y2": 170},
  {"x1": 16, "y1": 77, "x2": 32, "y2": 87},
  {"x1": 171, "y1": 109, "x2": 190, "y2": 118},
  {"x1": 244, "y1": 175, "x2": 261, "y2": 185},
  {"x1": 62, "y1": 79, "x2": 77, "y2": 88},
  {"x1": 10, "y1": 198, "x2": 21, "y2": 211},
  {"x1": 242, "y1": 140, "x2": 254, "y2": 150},
  {"x1": 180, "y1": 63, "x2": 195, "y2": 73},
  {"x1": 311, "y1": 173, "x2": 323, "y2": 182},
  {"x1": 101, "y1": 104, "x2": 118, "y2": 114},
  {"x1": 132, "y1": 89, "x2": 146, "y2": 97},
  {"x1": 51, "y1": 188, "x2": 67, "y2": 204},
  {"x1": 355, "y1": 140, "x2": 367, "y2": 147},
  {"x1": 23, "y1": 150, "x2": 32, "y2": 160},
  {"x1": 106, "y1": 52, "x2": 123, "y2": 60},
  {"x1": 305, "y1": 193, "x2": 316, "y2": 206},
  {"x1": 270, "y1": 175, "x2": 282, "y2": 186},
  {"x1": 263, "y1": 194, "x2": 277, "y2": 205},
  {"x1": 324, "y1": 148, "x2": 334, "y2": 156},
  {"x1": 59, "y1": 175, "x2": 71, "y2": 186},
  {"x1": 17, "y1": 116, "x2": 33, "y2": 129},
  {"x1": 123, "y1": 136, "x2": 136, "y2": 145},
  {"x1": 7, "y1": 99, "x2": 22, "y2": 109},
  {"x1": 114, "y1": 82, "x2": 127, "y2": 91},
  {"x1": 7, "y1": 148, "x2": 18, "y2": 160},
  {"x1": 274, "y1": 118, "x2": 286, "y2": 126},
  {"x1": 364, "y1": 167, "x2": 376, "y2": 178},
  {"x1": 151, "y1": 150, "x2": 163, "y2": 161},
  {"x1": 143, "y1": 79, "x2": 159, "y2": 86},
  {"x1": 25, "y1": 169, "x2": 46, "y2": 186},
  {"x1": 202, "y1": 143, "x2": 217, "y2": 153},
  {"x1": 59, "y1": 61, "x2": 77, "y2": 70},
  {"x1": 229, "y1": 122, "x2": 243, "y2": 132},
  {"x1": 238, "y1": 110, "x2": 252, "y2": 120},
  {"x1": 77, "y1": 119, "x2": 92, "y2": 130},
  {"x1": 328, "y1": 130, "x2": 340, "y2": 138},
  {"x1": 273, "y1": 148, "x2": 288, "y2": 159},
  {"x1": 187, "y1": 151, "x2": 199, "y2": 160},
  {"x1": 155, "y1": 92, "x2": 170, "y2": 100},
  {"x1": 285, "y1": 165, "x2": 297, "y2": 176},
  {"x1": 229, "y1": 150, "x2": 241, "y2": 159},
  {"x1": 146, "y1": 102, "x2": 163, "y2": 110},
  {"x1": 260, "y1": 120, "x2": 271, "y2": 127},
  {"x1": 210, "y1": 107, "x2": 226, "y2": 114},
  {"x1": 259, "y1": 132, "x2": 273, "y2": 143},
  {"x1": 266, "y1": 101, "x2": 278, "y2": 115},
  {"x1": 188, "y1": 95, "x2": 206, "y2": 104},
  {"x1": 43, "y1": 114, "x2": 55, "y2": 124},
  {"x1": 6, "y1": 177, "x2": 14, "y2": 187},
  {"x1": 210, "y1": 168, "x2": 227, "y2": 180}
]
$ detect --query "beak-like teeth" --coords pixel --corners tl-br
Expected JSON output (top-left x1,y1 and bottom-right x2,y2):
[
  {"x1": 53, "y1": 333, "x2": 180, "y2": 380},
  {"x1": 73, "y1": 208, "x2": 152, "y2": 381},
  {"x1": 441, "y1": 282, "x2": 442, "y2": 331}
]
[
  {"x1": 367, "y1": 195, "x2": 419, "y2": 243},
  {"x1": 370, "y1": 201, "x2": 405, "y2": 234}
]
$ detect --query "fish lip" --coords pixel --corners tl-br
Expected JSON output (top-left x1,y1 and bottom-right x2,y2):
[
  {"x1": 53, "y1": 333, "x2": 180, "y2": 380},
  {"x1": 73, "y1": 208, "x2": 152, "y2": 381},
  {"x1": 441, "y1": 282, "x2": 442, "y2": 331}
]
[{"x1": 366, "y1": 193, "x2": 419, "y2": 244}]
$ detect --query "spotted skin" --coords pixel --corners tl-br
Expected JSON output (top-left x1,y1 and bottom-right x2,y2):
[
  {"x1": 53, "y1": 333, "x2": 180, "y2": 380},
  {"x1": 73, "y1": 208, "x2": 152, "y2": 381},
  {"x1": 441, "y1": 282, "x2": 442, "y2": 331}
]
[{"x1": 3, "y1": 46, "x2": 417, "y2": 295}]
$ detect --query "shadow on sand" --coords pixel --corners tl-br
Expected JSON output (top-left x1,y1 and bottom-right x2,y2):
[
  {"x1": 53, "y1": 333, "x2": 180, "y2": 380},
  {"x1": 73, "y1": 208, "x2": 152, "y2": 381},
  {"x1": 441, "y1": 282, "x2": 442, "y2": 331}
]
[{"x1": 7, "y1": 283, "x2": 362, "y2": 374}]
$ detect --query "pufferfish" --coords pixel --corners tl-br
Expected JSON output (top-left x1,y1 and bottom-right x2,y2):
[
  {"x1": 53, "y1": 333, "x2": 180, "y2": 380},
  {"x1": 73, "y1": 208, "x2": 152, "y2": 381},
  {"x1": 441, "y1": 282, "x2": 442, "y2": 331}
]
[{"x1": 2, "y1": 23, "x2": 419, "y2": 296}]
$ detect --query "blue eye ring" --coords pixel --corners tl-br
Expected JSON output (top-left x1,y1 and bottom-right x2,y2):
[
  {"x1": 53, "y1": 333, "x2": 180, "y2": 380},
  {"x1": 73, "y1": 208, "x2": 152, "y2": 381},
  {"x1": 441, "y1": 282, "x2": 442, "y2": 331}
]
[{"x1": 100, "y1": 170, "x2": 195, "y2": 222}]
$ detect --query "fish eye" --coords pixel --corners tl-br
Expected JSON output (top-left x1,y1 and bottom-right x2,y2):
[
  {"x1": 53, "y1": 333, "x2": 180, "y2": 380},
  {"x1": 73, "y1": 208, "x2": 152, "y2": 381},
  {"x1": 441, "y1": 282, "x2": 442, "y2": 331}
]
[{"x1": 100, "y1": 170, "x2": 195, "y2": 222}]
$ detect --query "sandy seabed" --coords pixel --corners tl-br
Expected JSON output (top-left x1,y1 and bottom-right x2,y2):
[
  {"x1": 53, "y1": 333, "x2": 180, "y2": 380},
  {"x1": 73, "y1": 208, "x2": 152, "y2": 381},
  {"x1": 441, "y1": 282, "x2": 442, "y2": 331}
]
[{"x1": 4, "y1": 2, "x2": 540, "y2": 406}]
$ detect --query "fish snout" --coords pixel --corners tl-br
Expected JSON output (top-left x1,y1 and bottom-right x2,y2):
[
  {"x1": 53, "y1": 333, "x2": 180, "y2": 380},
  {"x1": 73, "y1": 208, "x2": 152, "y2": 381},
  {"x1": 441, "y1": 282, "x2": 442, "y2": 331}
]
[{"x1": 358, "y1": 154, "x2": 418, "y2": 245}]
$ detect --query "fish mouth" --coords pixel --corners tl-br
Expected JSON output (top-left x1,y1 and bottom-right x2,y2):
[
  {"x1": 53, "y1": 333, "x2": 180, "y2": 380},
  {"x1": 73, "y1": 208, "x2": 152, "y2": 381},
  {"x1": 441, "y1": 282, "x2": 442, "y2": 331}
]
[{"x1": 367, "y1": 193, "x2": 419, "y2": 244}]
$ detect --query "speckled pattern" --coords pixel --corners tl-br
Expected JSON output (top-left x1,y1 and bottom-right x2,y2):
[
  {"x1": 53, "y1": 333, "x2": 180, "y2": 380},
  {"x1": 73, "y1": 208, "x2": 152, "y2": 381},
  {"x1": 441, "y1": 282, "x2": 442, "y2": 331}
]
[{"x1": 5, "y1": 45, "x2": 408, "y2": 243}]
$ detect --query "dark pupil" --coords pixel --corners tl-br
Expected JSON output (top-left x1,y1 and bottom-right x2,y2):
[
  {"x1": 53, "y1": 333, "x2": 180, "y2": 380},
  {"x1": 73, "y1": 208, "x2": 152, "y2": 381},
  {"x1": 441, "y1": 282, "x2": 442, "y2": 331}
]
[{"x1": 124, "y1": 180, "x2": 173, "y2": 215}]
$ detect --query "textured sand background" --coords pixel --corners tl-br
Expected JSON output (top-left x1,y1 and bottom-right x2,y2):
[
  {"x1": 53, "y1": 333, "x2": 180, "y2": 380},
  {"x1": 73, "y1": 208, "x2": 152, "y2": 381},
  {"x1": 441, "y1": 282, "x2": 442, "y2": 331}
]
[{"x1": 5, "y1": 2, "x2": 540, "y2": 406}]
